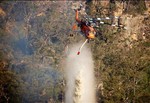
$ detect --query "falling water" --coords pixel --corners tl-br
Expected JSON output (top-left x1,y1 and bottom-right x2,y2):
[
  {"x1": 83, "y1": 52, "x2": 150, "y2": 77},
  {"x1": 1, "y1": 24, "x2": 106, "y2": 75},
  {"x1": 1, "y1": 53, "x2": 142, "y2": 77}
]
[{"x1": 65, "y1": 43, "x2": 96, "y2": 103}]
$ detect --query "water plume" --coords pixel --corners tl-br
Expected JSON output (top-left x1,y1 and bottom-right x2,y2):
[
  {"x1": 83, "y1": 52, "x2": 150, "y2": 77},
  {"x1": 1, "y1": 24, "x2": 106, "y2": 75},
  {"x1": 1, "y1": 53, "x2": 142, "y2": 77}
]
[{"x1": 65, "y1": 43, "x2": 96, "y2": 103}]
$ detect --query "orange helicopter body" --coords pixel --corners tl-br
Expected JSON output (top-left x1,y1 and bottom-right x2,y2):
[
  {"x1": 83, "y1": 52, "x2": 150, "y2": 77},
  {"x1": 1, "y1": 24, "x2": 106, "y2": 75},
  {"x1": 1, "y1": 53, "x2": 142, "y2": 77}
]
[{"x1": 74, "y1": 10, "x2": 96, "y2": 40}]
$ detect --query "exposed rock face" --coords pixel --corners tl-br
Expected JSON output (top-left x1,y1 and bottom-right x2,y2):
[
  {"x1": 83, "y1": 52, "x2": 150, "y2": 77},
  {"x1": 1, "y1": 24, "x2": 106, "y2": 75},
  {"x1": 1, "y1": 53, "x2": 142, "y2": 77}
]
[
  {"x1": 113, "y1": 1, "x2": 124, "y2": 17},
  {"x1": 145, "y1": 1, "x2": 150, "y2": 14},
  {"x1": 0, "y1": 7, "x2": 6, "y2": 17}
]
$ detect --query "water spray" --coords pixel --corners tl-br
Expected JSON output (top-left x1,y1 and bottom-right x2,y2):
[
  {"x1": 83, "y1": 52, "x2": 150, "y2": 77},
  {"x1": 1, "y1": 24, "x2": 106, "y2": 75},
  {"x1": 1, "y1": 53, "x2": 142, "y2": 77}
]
[{"x1": 65, "y1": 43, "x2": 96, "y2": 103}]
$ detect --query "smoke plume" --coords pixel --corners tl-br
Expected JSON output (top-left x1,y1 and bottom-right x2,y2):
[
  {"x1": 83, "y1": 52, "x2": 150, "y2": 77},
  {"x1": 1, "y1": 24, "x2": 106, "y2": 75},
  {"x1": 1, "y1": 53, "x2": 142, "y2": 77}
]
[{"x1": 65, "y1": 43, "x2": 96, "y2": 103}]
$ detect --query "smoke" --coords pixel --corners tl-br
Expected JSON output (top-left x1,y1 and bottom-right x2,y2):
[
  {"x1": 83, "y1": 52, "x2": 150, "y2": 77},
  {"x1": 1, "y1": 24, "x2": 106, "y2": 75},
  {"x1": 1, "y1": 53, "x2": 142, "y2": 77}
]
[{"x1": 65, "y1": 42, "x2": 96, "y2": 103}]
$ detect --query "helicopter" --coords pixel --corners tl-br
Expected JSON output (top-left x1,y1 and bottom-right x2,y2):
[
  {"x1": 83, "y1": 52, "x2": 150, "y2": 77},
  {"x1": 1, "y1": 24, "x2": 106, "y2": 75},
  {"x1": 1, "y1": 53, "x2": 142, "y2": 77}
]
[
  {"x1": 72, "y1": 9, "x2": 96, "y2": 55},
  {"x1": 72, "y1": 4, "x2": 126, "y2": 55}
]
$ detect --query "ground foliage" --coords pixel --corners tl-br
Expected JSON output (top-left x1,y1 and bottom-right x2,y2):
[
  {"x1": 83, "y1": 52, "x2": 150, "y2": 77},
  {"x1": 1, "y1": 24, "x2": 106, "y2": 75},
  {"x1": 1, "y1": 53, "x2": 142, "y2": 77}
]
[
  {"x1": 0, "y1": 0, "x2": 150, "y2": 103},
  {"x1": 87, "y1": 0, "x2": 150, "y2": 103}
]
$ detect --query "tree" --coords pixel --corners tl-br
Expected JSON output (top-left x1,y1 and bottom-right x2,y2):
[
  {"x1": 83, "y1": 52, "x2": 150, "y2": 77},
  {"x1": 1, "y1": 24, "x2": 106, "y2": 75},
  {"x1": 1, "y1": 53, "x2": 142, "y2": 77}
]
[{"x1": 0, "y1": 61, "x2": 22, "y2": 103}]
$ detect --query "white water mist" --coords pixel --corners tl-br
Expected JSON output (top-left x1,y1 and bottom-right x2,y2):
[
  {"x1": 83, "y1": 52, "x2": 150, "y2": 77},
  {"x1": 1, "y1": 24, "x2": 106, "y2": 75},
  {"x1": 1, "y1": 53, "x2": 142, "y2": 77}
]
[{"x1": 65, "y1": 43, "x2": 96, "y2": 103}]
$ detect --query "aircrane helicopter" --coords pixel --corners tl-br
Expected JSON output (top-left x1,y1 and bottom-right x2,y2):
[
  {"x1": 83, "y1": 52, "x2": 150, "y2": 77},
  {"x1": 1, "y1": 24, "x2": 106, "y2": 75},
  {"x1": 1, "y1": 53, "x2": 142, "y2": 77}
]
[{"x1": 72, "y1": 4, "x2": 126, "y2": 55}]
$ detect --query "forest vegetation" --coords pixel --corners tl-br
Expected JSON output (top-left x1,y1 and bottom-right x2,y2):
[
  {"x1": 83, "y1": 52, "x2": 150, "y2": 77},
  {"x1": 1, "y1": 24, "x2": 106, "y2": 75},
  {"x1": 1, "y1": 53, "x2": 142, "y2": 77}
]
[{"x1": 0, "y1": 0, "x2": 150, "y2": 103}]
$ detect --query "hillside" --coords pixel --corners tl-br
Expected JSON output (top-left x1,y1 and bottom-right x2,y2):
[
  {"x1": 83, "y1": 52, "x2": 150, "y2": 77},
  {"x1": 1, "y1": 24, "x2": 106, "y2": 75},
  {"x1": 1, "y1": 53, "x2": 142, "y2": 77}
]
[{"x1": 0, "y1": 0, "x2": 150, "y2": 103}]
